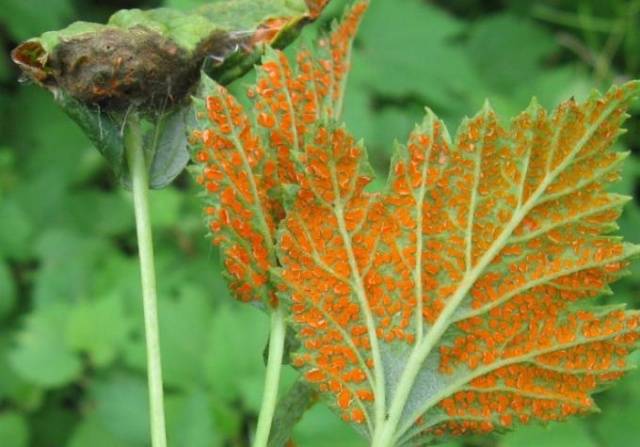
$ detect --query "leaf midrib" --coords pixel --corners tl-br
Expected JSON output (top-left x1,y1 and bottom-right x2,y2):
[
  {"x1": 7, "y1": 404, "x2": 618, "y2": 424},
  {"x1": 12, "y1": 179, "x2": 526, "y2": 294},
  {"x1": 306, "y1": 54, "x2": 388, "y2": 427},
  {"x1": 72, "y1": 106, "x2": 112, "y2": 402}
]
[{"x1": 396, "y1": 325, "x2": 638, "y2": 440}]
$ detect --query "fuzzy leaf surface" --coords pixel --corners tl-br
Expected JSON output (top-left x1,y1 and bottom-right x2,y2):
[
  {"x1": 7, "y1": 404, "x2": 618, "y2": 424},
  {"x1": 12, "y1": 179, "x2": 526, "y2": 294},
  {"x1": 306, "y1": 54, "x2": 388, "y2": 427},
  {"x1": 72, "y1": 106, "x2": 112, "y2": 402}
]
[{"x1": 275, "y1": 82, "x2": 640, "y2": 444}]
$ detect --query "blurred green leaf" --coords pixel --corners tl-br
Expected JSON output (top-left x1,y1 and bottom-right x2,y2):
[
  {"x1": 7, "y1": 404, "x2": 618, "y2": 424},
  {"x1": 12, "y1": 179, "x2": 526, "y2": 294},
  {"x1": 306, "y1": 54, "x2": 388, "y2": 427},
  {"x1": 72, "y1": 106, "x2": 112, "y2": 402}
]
[
  {"x1": 149, "y1": 188, "x2": 183, "y2": 229},
  {"x1": 147, "y1": 108, "x2": 191, "y2": 190},
  {"x1": 0, "y1": 0, "x2": 73, "y2": 41},
  {"x1": 467, "y1": 13, "x2": 557, "y2": 92},
  {"x1": 158, "y1": 288, "x2": 212, "y2": 388},
  {"x1": 9, "y1": 304, "x2": 82, "y2": 387},
  {"x1": 33, "y1": 230, "x2": 112, "y2": 306},
  {"x1": 204, "y1": 304, "x2": 268, "y2": 411},
  {"x1": 91, "y1": 374, "x2": 150, "y2": 445},
  {"x1": 499, "y1": 420, "x2": 597, "y2": 447},
  {"x1": 0, "y1": 200, "x2": 33, "y2": 260},
  {"x1": 351, "y1": 0, "x2": 477, "y2": 110},
  {"x1": 292, "y1": 404, "x2": 364, "y2": 447},
  {"x1": 0, "y1": 337, "x2": 44, "y2": 411},
  {"x1": 65, "y1": 293, "x2": 132, "y2": 367},
  {"x1": 0, "y1": 412, "x2": 29, "y2": 447},
  {"x1": 166, "y1": 390, "x2": 221, "y2": 447},
  {"x1": 0, "y1": 261, "x2": 17, "y2": 319},
  {"x1": 67, "y1": 417, "x2": 134, "y2": 447},
  {"x1": 64, "y1": 190, "x2": 133, "y2": 236}
]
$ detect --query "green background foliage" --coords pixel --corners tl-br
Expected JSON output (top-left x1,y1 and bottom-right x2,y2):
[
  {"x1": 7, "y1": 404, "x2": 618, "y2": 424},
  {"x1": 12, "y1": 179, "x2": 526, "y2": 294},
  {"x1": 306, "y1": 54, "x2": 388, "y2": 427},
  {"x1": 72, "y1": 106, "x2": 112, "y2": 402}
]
[{"x1": 1, "y1": 0, "x2": 639, "y2": 446}]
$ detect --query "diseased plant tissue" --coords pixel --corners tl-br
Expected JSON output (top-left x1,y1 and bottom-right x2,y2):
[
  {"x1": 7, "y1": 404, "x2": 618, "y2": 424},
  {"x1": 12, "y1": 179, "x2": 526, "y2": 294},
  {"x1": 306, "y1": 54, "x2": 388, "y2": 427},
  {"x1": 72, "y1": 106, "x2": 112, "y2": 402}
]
[{"x1": 190, "y1": 1, "x2": 640, "y2": 445}]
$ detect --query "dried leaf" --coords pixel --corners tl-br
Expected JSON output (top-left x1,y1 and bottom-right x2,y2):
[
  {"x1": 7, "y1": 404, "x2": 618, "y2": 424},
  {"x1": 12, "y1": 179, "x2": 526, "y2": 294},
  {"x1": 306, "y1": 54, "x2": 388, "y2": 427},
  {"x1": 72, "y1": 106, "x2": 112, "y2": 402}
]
[{"x1": 12, "y1": 0, "x2": 332, "y2": 110}]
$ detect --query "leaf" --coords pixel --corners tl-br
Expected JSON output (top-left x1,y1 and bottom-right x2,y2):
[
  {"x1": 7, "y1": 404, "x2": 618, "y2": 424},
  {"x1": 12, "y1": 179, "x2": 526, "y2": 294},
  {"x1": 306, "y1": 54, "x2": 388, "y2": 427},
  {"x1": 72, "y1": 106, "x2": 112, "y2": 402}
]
[
  {"x1": 350, "y1": 0, "x2": 477, "y2": 109},
  {"x1": 203, "y1": 304, "x2": 269, "y2": 409},
  {"x1": 189, "y1": 0, "x2": 368, "y2": 305},
  {"x1": 0, "y1": 0, "x2": 73, "y2": 41},
  {"x1": 268, "y1": 380, "x2": 317, "y2": 447},
  {"x1": 56, "y1": 95, "x2": 190, "y2": 189},
  {"x1": 12, "y1": 0, "x2": 332, "y2": 109},
  {"x1": 0, "y1": 337, "x2": 44, "y2": 412},
  {"x1": 274, "y1": 81, "x2": 640, "y2": 445},
  {"x1": 55, "y1": 93, "x2": 125, "y2": 179},
  {"x1": 65, "y1": 293, "x2": 132, "y2": 368},
  {"x1": 0, "y1": 260, "x2": 17, "y2": 319},
  {"x1": 90, "y1": 374, "x2": 150, "y2": 445},
  {"x1": 12, "y1": 2, "x2": 334, "y2": 190},
  {"x1": 499, "y1": 420, "x2": 597, "y2": 447},
  {"x1": 190, "y1": 1, "x2": 640, "y2": 443},
  {"x1": 66, "y1": 417, "x2": 134, "y2": 447},
  {"x1": 8, "y1": 304, "x2": 82, "y2": 388},
  {"x1": 0, "y1": 411, "x2": 29, "y2": 447},
  {"x1": 147, "y1": 108, "x2": 191, "y2": 189},
  {"x1": 166, "y1": 390, "x2": 221, "y2": 447},
  {"x1": 0, "y1": 199, "x2": 34, "y2": 260},
  {"x1": 466, "y1": 13, "x2": 557, "y2": 93}
]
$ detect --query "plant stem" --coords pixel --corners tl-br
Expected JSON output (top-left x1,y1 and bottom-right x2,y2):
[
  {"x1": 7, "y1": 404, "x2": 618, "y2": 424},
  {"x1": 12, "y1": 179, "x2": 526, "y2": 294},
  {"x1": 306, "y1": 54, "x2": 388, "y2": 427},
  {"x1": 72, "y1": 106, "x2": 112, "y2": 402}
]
[
  {"x1": 253, "y1": 306, "x2": 287, "y2": 447},
  {"x1": 125, "y1": 115, "x2": 168, "y2": 447}
]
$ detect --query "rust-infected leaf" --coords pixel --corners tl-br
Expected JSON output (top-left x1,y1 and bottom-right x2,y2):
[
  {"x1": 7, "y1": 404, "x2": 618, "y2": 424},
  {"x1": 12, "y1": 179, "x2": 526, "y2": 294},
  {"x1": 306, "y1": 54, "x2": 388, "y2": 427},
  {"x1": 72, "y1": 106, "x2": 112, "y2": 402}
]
[
  {"x1": 189, "y1": 1, "x2": 368, "y2": 306},
  {"x1": 191, "y1": 1, "x2": 640, "y2": 445},
  {"x1": 190, "y1": 79, "x2": 280, "y2": 305},
  {"x1": 275, "y1": 83, "x2": 640, "y2": 445}
]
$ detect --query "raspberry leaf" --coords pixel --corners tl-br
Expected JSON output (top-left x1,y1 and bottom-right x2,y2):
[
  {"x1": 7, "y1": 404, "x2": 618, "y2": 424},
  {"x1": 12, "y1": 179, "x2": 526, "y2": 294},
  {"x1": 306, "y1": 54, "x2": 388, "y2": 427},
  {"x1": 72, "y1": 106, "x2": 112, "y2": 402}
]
[
  {"x1": 190, "y1": 0, "x2": 368, "y2": 305},
  {"x1": 276, "y1": 82, "x2": 640, "y2": 445}
]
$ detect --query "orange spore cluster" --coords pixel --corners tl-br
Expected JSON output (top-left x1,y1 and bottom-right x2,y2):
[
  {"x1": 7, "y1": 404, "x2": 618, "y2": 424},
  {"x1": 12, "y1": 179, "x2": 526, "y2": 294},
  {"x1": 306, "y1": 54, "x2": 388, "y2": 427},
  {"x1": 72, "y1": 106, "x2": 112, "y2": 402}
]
[
  {"x1": 280, "y1": 126, "x2": 379, "y2": 424},
  {"x1": 190, "y1": 0, "x2": 640, "y2": 438},
  {"x1": 250, "y1": 1, "x2": 369, "y2": 185},
  {"x1": 428, "y1": 82, "x2": 640, "y2": 437},
  {"x1": 191, "y1": 86, "x2": 278, "y2": 304}
]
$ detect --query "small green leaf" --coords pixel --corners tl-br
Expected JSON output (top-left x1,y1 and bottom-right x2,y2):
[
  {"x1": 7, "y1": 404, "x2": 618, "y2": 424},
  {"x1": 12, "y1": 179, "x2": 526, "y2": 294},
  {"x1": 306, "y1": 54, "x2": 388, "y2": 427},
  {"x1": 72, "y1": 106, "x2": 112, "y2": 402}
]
[
  {"x1": 91, "y1": 374, "x2": 150, "y2": 445},
  {"x1": 66, "y1": 417, "x2": 133, "y2": 447},
  {"x1": 204, "y1": 304, "x2": 269, "y2": 410},
  {"x1": 268, "y1": 380, "x2": 317, "y2": 447},
  {"x1": 158, "y1": 288, "x2": 212, "y2": 388},
  {"x1": 166, "y1": 390, "x2": 221, "y2": 447},
  {"x1": 65, "y1": 294, "x2": 132, "y2": 367},
  {"x1": 55, "y1": 94, "x2": 126, "y2": 180},
  {"x1": 9, "y1": 305, "x2": 82, "y2": 388},
  {"x1": 146, "y1": 108, "x2": 191, "y2": 189}
]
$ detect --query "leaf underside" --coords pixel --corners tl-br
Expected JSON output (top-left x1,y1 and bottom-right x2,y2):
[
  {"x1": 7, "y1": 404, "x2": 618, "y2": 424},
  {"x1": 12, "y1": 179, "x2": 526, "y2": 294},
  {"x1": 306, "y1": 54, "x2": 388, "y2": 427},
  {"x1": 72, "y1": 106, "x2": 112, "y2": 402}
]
[
  {"x1": 189, "y1": 1, "x2": 640, "y2": 445},
  {"x1": 277, "y1": 83, "x2": 640, "y2": 443},
  {"x1": 190, "y1": 0, "x2": 368, "y2": 307}
]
